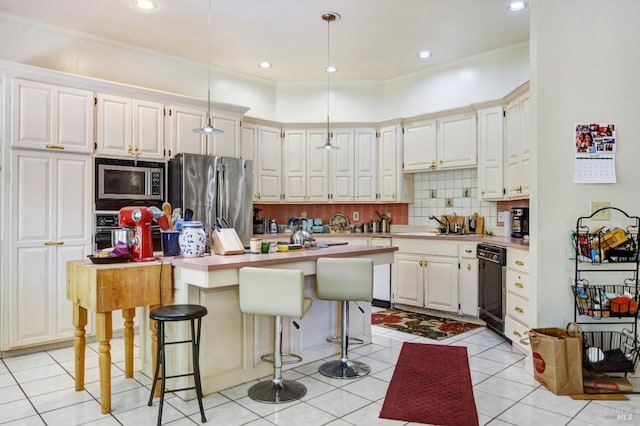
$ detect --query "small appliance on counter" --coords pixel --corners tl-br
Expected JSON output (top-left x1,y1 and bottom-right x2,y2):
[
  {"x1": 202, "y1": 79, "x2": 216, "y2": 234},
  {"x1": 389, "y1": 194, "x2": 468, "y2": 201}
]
[
  {"x1": 511, "y1": 207, "x2": 529, "y2": 238},
  {"x1": 119, "y1": 206, "x2": 155, "y2": 261}
]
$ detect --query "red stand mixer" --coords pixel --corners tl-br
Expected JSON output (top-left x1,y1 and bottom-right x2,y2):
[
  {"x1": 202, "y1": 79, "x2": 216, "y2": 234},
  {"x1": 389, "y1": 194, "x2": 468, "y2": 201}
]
[{"x1": 119, "y1": 206, "x2": 155, "y2": 262}]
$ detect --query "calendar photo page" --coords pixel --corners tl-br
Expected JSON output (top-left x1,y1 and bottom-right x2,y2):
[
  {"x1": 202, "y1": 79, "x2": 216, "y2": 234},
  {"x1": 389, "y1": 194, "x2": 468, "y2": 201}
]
[{"x1": 574, "y1": 123, "x2": 616, "y2": 183}]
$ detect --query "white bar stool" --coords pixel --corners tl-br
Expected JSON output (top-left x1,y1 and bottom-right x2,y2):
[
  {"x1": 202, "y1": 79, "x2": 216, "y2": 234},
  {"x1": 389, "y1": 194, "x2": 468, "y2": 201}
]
[
  {"x1": 316, "y1": 257, "x2": 374, "y2": 379},
  {"x1": 239, "y1": 267, "x2": 312, "y2": 403}
]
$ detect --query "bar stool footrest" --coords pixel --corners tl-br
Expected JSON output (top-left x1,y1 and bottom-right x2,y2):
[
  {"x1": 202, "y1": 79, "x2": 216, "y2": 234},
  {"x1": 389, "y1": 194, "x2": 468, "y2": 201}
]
[
  {"x1": 319, "y1": 358, "x2": 370, "y2": 379},
  {"x1": 325, "y1": 336, "x2": 364, "y2": 345},
  {"x1": 260, "y1": 352, "x2": 303, "y2": 365}
]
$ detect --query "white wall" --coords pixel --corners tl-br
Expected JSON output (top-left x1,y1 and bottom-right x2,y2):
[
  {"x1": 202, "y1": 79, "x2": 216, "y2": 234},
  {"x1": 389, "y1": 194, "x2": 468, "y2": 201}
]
[{"x1": 532, "y1": 0, "x2": 640, "y2": 327}]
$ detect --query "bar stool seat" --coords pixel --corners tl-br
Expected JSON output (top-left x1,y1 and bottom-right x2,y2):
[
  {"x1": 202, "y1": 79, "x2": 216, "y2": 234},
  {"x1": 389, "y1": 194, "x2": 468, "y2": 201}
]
[
  {"x1": 239, "y1": 267, "x2": 312, "y2": 403},
  {"x1": 148, "y1": 304, "x2": 207, "y2": 425},
  {"x1": 316, "y1": 257, "x2": 374, "y2": 379}
]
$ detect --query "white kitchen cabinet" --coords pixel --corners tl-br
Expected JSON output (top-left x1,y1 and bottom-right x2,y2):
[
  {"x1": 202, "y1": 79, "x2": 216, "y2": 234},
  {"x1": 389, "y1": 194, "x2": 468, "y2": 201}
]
[
  {"x1": 477, "y1": 105, "x2": 505, "y2": 200},
  {"x1": 11, "y1": 79, "x2": 94, "y2": 153},
  {"x1": 402, "y1": 120, "x2": 437, "y2": 172},
  {"x1": 504, "y1": 248, "x2": 532, "y2": 355},
  {"x1": 330, "y1": 128, "x2": 377, "y2": 202},
  {"x1": 254, "y1": 125, "x2": 282, "y2": 202},
  {"x1": 437, "y1": 113, "x2": 477, "y2": 169},
  {"x1": 241, "y1": 122, "x2": 257, "y2": 198},
  {"x1": 165, "y1": 104, "x2": 206, "y2": 157},
  {"x1": 96, "y1": 93, "x2": 164, "y2": 160},
  {"x1": 282, "y1": 128, "x2": 328, "y2": 202},
  {"x1": 6, "y1": 150, "x2": 92, "y2": 350},
  {"x1": 378, "y1": 125, "x2": 412, "y2": 203},
  {"x1": 505, "y1": 86, "x2": 530, "y2": 199},
  {"x1": 394, "y1": 253, "x2": 425, "y2": 306},
  {"x1": 459, "y1": 242, "x2": 479, "y2": 316}
]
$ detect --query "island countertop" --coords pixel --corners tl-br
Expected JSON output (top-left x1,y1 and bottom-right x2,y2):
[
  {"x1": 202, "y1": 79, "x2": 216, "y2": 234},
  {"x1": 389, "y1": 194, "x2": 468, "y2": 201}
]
[{"x1": 166, "y1": 244, "x2": 397, "y2": 272}]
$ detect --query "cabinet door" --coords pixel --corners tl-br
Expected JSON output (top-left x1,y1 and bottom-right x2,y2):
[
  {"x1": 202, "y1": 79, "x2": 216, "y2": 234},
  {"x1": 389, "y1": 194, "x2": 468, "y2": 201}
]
[
  {"x1": 403, "y1": 120, "x2": 437, "y2": 172},
  {"x1": 210, "y1": 113, "x2": 239, "y2": 157},
  {"x1": 423, "y1": 256, "x2": 459, "y2": 313},
  {"x1": 241, "y1": 123, "x2": 257, "y2": 198},
  {"x1": 459, "y1": 258, "x2": 479, "y2": 316},
  {"x1": 283, "y1": 129, "x2": 306, "y2": 202},
  {"x1": 166, "y1": 105, "x2": 206, "y2": 157},
  {"x1": 354, "y1": 129, "x2": 377, "y2": 202},
  {"x1": 505, "y1": 96, "x2": 524, "y2": 198},
  {"x1": 477, "y1": 106, "x2": 504, "y2": 200},
  {"x1": 12, "y1": 79, "x2": 93, "y2": 153},
  {"x1": 96, "y1": 93, "x2": 131, "y2": 156},
  {"x1": 305, "y1": 129, "x2": 329, "y2": 202},
  {"x1": 393, "y1": 253, "x2": 424, "y2": 306},
  {"x1": 255, "y1": 126, "x2": 282, "y2": 202},
  {"x1": 133, "y1": 99, "x2": 164, "y2": 159},
  {"x1": 378, "y1": 126, "x2": 398, "y2": 202},
  {"x1": 519, "y1": 93, "x2": 531, "y2": 197},
  {"x1": 330, "y1": 129, "x2": 355, "y2": 202},
  {"x1": 437, "y1": 113, "x2": 477, "y2": 169}
]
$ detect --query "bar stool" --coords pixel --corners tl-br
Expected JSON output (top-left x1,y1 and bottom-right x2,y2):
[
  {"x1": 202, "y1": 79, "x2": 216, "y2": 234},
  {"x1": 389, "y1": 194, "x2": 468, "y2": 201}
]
[
  {"x1": 316, "y1": 257, "x2": 374, "y2": 379},
  {"x1": 147, "y1": 304, "x2": 207, "y2": 425},
  {"x1": 239, "y1": 267, "x2": 312, "y2": 403}
]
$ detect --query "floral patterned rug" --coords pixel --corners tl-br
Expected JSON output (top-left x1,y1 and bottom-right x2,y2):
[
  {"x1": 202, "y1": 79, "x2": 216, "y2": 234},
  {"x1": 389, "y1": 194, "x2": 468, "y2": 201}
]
[{"x1": 372, "y1": 308, "x2": 482, "y2": 340}]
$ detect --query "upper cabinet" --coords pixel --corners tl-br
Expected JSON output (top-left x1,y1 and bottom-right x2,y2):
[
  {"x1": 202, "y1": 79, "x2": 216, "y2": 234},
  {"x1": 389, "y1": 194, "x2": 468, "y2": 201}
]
[
  {"x1": 96, "y1": 93, "x2": 164, "y2": 160},
  {"x1": 282, "y1": 128, "x2": 329, "y2": 202},
  {"x1": 505, "y1": 86, "x2": 530, "y2": 199},
  {"x1": 378, "y1": 125, "x2": 413, "y2": 203},
  {"x1": 329, "y1": 128, "x2": 377, "y2": 203},
  {"x1": 11, "y1": 79, "x2": 94, "y2": 154},
  {"x1": 477, "y1": 105, "x2": 505, "y2": 200},
  {"x1": 402, "y1": 110, "x2": 476, "y2": 173},
  {"x1": 254, "y1": 125, "x2": 282, "y2": 202}
]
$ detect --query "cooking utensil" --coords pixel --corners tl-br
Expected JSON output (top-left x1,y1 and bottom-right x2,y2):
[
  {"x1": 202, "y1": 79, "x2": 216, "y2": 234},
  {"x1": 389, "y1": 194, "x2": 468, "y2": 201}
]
[
  {"x1": 171, "y1": 208, "x2": 181, "y2": 225},
  {"x1": 149, "y1": 206, "x2": 164, "y2": 219},
  {"x1": 184, "y1": 208, "x2": 194, "y2": 221},
  {"x1": 162, "y1": 202, "x2": 173, "y2": 231}
]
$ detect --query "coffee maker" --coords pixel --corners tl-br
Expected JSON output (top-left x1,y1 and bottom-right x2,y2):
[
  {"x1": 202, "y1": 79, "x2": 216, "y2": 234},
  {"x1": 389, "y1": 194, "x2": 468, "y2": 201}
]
[
  {"x1": 511, "y1": 207, "x2": 529, "y2": 238},
  {"x1": 119, "y1": 206, "x2": 155, "y2": 261}
]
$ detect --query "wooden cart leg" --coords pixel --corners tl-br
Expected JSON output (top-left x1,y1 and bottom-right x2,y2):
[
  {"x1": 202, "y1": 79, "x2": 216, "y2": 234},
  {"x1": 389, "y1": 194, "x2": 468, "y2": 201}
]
[
  {"x1": 122, "y1": 308, "x2": 135, "y2": 378},
  {"x1": 73, "y1": 304, "x2": 87, "y2": 391},
  {"x1": 96, "y1": 311, "x2": 113, "y2": 414}
]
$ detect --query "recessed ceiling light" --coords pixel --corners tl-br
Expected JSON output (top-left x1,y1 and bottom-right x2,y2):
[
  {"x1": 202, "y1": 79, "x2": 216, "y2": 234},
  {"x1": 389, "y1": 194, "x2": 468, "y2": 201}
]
[
  {"x1": 418, "y1": 50, "x2": 432, "y2": 59},
  {"x1": 259, "y1": 61, "x2": 272, "y2": 69},
  {"x1": 507, "y1": 1, "x2": 527, "y2": 11},
  {"x1": 325, "y1": 65, "x2": 337, "y2": 73},
  {"x1": 135, "y1": 0, "x2": 157, "y2": 10}
]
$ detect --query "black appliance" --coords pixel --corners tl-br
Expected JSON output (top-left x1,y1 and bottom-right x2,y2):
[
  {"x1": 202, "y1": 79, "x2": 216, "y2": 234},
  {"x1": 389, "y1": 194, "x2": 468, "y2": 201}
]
[
  {"x1": 95, "y1": 157, "x2": 165, "y2": 211},
  {"x1": 511, "y1": 207, "x2": 529, "y2": 238},
  {"x1": 477, "y1": 243, "x2": 508, "y2": 339},
  {"x1": 94, "y1": 212, "x2": 161, "y2": 252}
]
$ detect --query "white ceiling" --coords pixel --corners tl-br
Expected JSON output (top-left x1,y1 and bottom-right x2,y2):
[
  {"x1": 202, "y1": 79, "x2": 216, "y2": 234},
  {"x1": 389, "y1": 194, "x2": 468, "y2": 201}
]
[{"x1": 0, "y1": 0, "x2": 529, "y2": 82}]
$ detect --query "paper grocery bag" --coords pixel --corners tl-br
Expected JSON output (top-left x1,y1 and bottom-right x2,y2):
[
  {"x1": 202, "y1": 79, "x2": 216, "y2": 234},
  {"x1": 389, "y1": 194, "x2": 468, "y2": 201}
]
[{"x1": 525, "y1": 323, "x2": 583, "y2": 395}]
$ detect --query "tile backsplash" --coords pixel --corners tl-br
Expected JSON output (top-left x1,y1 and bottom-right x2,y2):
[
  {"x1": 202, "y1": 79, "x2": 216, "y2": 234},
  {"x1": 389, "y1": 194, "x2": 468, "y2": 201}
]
[{"x1": 409, "y1": 168, "x2": 498, "y2": 230}]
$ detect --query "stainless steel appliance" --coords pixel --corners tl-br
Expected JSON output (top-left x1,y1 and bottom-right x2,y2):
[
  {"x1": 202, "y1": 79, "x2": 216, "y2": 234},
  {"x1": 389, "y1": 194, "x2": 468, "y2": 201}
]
[
  {"x1": 477, "y1": 243, "x2": 507, "y2": 338},
  {"x1": 511, "y1": 207, "x2": 529, "y2": 238},
  {"x1": 95, "y1": 157, "x2": 164, "y2": 211},
  {"x1": 168, "y1": 153, "x2": 253, "y2": 246},
  {"x1": 95, "y1": 212, "x2": 161, "y2": 252}
]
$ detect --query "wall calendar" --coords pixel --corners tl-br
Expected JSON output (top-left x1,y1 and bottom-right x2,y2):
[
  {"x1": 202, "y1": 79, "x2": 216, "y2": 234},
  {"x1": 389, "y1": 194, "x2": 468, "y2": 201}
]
[{"x1": 574, "y1": 123, "x2": 616, "y2": 184}]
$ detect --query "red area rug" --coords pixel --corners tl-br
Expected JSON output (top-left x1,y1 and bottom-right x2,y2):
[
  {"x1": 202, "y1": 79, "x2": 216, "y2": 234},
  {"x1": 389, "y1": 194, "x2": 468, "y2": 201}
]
[{"x1": 380, "y1": 342, "x2": 478, "y2": 426}]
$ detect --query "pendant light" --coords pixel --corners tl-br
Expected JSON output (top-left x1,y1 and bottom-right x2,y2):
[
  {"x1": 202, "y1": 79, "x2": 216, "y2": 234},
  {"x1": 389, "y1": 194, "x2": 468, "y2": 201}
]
[
  {"x1": 194, "y1": 0, "x2": 223, "y2": 135},
  {"x1": 317, "y1": 12, "x2": 340, "y2": 150}
]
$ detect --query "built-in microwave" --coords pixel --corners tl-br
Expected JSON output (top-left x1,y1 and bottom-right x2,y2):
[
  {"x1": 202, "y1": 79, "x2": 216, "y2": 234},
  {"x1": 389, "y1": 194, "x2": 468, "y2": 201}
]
[{"x1": 95, "y1": 157, "x2": 165, "y2": 210}]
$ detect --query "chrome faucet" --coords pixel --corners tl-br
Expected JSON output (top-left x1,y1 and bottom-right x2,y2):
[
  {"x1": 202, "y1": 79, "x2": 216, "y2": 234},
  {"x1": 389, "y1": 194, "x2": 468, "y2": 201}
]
[{"x1": 429, "y1": 215, "x2": 450, "y2": 234}]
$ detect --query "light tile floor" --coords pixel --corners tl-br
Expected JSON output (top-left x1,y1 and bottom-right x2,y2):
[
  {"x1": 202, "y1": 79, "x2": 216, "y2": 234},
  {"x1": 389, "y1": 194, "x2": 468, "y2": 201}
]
[{"x1": 1, "y1": 324, "x2": 638, "y2": 425}]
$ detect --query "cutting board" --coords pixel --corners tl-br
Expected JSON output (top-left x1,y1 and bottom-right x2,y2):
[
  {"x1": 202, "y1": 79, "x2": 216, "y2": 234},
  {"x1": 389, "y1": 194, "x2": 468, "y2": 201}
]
[
  {"x1": 212, "y1": 228, "x2": 245, "y2": 255},
  {"x1": 441, "y1": 214, "x2": 484, "y2": 234}
]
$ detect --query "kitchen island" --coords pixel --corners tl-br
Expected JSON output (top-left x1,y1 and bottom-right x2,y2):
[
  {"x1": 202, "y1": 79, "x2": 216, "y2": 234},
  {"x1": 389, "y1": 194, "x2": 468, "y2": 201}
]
[{"x1": 138, "y1": 244, "x2": 397, "y2": 399}]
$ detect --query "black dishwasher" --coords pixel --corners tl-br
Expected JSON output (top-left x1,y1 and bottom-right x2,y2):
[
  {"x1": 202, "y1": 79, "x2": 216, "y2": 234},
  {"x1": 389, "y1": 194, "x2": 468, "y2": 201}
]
[{"x1": 477, "y1": 244, "x2": 507, "y2": 339}]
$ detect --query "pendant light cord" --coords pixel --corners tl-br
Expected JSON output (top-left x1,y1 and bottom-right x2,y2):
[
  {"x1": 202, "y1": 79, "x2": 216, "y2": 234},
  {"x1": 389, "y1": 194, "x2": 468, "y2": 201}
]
[
  {"x1": 206, "y1": 0, "x2": 212, "y2": 121},
  {"x1": 326, "y1": 15, "x2": 331, "y2": 144}
]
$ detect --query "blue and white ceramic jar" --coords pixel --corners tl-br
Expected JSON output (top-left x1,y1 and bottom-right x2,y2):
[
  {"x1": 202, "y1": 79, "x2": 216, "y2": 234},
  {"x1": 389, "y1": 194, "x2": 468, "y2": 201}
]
[{"x1": 178, "y1": 221, "x2": 207, "y2": 257}]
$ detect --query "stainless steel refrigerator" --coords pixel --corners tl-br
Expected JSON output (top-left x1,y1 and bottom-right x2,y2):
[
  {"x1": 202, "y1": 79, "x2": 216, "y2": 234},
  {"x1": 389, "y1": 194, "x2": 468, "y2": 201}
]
[{"x1": 168, "y1": 153, "x2": 253, "y2": 247}]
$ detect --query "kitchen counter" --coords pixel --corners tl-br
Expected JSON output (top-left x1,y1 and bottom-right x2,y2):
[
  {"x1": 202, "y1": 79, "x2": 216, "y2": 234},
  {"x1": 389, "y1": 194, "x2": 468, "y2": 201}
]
[
  {"x1": 139, "y1": 244, "x2": 397, "y2": 399},
  {"x1": 254, "y1": 231, "x2": 530, "y2": 250}
]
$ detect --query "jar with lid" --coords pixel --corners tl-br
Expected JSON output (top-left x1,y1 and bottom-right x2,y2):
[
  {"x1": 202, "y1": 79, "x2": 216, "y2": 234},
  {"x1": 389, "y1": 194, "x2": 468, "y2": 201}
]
[{"x1": 179, "y1": 221, "x2": 207, "y2": 257}]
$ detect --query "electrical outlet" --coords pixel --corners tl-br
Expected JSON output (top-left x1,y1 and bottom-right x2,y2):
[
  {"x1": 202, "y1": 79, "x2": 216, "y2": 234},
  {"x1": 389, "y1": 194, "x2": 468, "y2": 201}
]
[
  {"x1": 352, "y1": 211, "x2": 359, "y2": 221},
  {"x1": 445, "y1": 198, "x2": 454, "y2": 207},
  {"x1": 300, "y1": 211, "x2": 307, "y2": 218},
  {"x1": 463, "y1": 187, "x2": 471, "y2": 198},
  {"x1": 591, "y1": 201, "x2": 610, "y2": 220},
  {"x1": 430, "y1": 189, "x2": 437, "y2": 199},
  {"x1": 498, "y1": 211, "x2": 506, "y2": 222}
]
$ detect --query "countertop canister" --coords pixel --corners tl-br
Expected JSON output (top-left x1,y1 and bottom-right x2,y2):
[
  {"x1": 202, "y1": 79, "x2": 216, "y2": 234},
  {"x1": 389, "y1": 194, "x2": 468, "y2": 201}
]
[{"x1": 179, "y1": 221, "x2": 207, "y2": 257}]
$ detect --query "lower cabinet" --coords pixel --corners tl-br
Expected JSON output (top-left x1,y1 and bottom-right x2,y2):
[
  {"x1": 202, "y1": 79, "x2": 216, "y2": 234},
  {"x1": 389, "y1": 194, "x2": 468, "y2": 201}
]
[
  {"x1": 459, "y1": 242, "x2": 479, "y2": 316},
  {"x1": 504, "y1": 248, "x2": 531, "y2": 355},
  {"x1": 392, "y1": 239, "x2": 473, "y2": 315}
]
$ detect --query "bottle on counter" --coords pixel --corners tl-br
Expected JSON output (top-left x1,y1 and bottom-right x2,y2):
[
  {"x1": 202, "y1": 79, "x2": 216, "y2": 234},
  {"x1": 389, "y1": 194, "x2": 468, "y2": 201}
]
[{"x1": 269, "y1": 219, "x2": 278, "y2": 233}]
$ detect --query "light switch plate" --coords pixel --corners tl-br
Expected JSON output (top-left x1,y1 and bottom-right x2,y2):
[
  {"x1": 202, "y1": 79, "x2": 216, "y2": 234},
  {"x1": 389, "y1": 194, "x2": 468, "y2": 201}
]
[
  {"x1": 591, "y1": 201, "x2": 610, "y2": 220},
  {"x1": 352, "y1": 211, "x2": 359, "y2": 221}
]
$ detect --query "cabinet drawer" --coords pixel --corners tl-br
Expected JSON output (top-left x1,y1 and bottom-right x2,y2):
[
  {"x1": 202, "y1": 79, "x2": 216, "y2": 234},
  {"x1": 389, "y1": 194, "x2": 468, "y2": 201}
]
[
  {"x1": 505, "y1": 317, "x2": 531, "y2": 356},
  {"x1": 506, "y1": 269, "x2": 530, "y2": 299},
  {"x1": 506, "y1": 293, "x2": 530, "y2": 326},
  {"x1": 392, "y1": 238, "x2": 458, "y2": 256},
  {"x1": 507, "y1": 249, "x2": 529, "y2": 273},
  {"x1": 460, "y1": 242, "x2": 477, "y2": 258}
]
